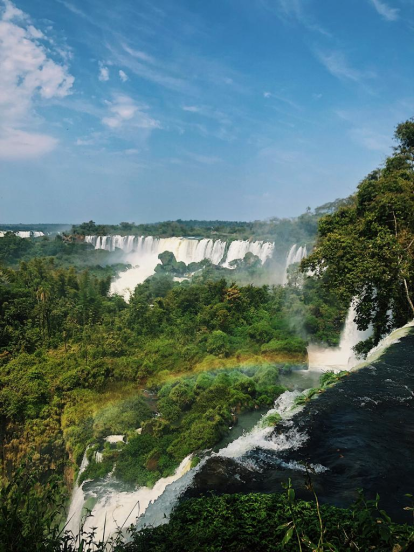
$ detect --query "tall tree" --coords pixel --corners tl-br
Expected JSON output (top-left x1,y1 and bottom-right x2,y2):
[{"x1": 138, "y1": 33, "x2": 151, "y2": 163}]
[{"x1": 303, "y1": 119, "x2": 414, "y2": 351}]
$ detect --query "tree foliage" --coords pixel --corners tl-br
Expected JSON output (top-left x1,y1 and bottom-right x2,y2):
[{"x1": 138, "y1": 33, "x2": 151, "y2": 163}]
[{"x1": 303, "y1": 118, "x2": 414, "y2": 352}]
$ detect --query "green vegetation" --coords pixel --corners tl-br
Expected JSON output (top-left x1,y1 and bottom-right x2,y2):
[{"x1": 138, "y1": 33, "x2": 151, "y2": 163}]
[
  {"x1": 2, "y1": 476, "x2": 414, "y2": 552},
  {"x1": 0, "y1": 244, "x2": 348, "y2": 497},
  {"x1": 304, "y1": 118, "x2": 414, "y2": 354},
  {"x1": 293, "y1": 371, "x2": 350, "y2": 407},
  {"x1": 130, "y1": 491, "x2": 414, "y2": 552},
  {"x1": 0, "y1": 231, "x2": 127, "y2": 276},
  {"x1": 92, "y1": 366, "x2": 286, "y2": 487},
  {"x1": 4, "y1": 118, "x2": 414, "y2": 551},
  {"x1": 0, "y1": 257, "x2": 317, "y2": 501},
  {"x1": 69, "y1": 201, "x2": 353, "y2": 248}
]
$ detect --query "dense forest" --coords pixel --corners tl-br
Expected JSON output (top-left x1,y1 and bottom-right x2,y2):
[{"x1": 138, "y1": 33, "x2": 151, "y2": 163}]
[
  {"x1": 1, "y1": 120, "x2": 414, "y2": 551},
  {"x1": 70, "y1": 201, "x2": 347, "y2": 245}
]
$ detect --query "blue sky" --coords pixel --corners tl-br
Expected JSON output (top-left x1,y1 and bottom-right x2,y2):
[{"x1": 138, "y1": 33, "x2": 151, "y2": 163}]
[{"x1": 0, "y1": 0, "x2": 413, "y2": 223}]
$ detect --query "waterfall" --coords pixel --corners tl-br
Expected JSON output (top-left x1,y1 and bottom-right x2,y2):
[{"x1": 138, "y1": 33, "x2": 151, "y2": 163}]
[
  {"x1": 84, "y1": 235, "x2": 274, "y2": 267},
  {"x1": 65, "y1": 448, "x2": 90, "y2": 538},
  {"x1": 222, "y1": 240, "x2": 275, "y2": 268},
  {"x1": 282, "y1": 244, "x2": 308, "y2": 285},
  {"x1": 65, "y1": 455, "x2": 192, "y2": 543},
  {"x1": 85, "y1": 236, "x2": 274, "y2": 299},
  {"x1": 218, "y1": 390, "x2": 304, "y2": 459},
  {"x1": 0, "y1": 230, "x2": 45, "y2": 238},
  {"x1": 308, "y1": 302, "x2": 373, "y2": 371}
]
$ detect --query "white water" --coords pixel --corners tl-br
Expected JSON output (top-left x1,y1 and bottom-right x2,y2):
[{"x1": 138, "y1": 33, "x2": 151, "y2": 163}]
[
  {"x1": 308, "y1": 302, "x2": 373, "y2": 371},
  {"x1": 360, "y1": 318, "x2": 414, "y2": 366},
  {"x1": 283, "y1": 244, "x2": 308, "y2": 285},
  {"x1": 219, "y1": 390, "x2": 305, "y2": 459},
  {"x1": 65, "y1": 389, "x2": 310, "y2": 541},
  {"x1": 85, "y1": 235, "x2": 274, "y2": 299},
  {"x1": 133, "y1": 389, "x2": 310, "y2": 533},
  {"x1": 222, "y1": 240, "x2": 275, "y2": 268},
  {"x1": 66, "y1": 455, "x2": 192, "y2": 542},
  {"x1": 0, "y1": 230, "x2": 44, "y2": 238},
  {"x1": 65, "y1": 448, "x2": 90, "y2": 538}
]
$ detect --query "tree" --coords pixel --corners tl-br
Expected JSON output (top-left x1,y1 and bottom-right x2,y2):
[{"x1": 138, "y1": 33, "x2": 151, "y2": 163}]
[{"x1": 303, "y1": 118, "x2": 414, "y2": 351}]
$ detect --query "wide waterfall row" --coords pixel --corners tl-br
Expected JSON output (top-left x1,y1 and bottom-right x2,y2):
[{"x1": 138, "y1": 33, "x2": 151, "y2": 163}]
[
  {"x1": 85, "y1": 235, "x2": 274, "y2": 266},
  {"x1": 0, "y1": 230, "x2": 44, "y2": 238}
]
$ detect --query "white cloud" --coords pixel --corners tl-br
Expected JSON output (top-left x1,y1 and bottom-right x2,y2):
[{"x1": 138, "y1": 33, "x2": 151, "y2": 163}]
[
  {"x1": 181, "y1": 105, "x2": 231, "y2": 127},
  {"x1": 315, "y1": 49, "x2": 374, "y2": 83},
  {"x1": 263, "y1": 91, "x2": 272, "y2": 98},
  {"x1": 98, "y1": 62, "x2": 109, "y2": 81},
  {"x1": 0, "y1": 1, "x2": 74, "y2": 159},
  {"x1": 2, "y1": 0, "x2": 26, "y2": 22},
  {"x1": 75, "y1": 137, "x2": 95, "y2": 146},
  {"x1": 102, "y1": 94, "x2": 161, "y2": 130},
  {"x1": 119, "y1": 69, "x2": 128, "y2": 82},
  {"x1": 0, "y1": 128, "x2": 57, "y2": 159},
  {"x1": 107, "y1": 42, "x2": 192, "y2": 94},
  {"x1": 182, "y1": 105, "x2": 202, "y2": 113},
  {"x1": 369, "y1": 0, "x2": 399, "y2": 21}
]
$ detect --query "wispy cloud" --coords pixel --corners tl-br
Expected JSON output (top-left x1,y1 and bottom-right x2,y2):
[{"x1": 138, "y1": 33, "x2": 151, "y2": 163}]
[
  {"x1": 0, "y1": 128, "x2": 57, "y2": 159},
  {"x1": 184, "y1": 151, "x2": 222, "y2": 165},
  {"x1": 102, "y1": 94, "x2": 161, "y2": 130},
  {"x1": 181, "y1": 104, "x2": 231, "y2": 124},
  {"x1": 262, "y1": 91, "x2": 301, "y2": 110},
  {"x1": 55, "y1": 0, "x2": 88, "y2": 19},
  {"x1": 349, "y1": 127, "x2": 391, "y2": 152},
  {"x1": 315, "y1": 49, "x2": 375, "y2": 83},
  {"x1": 107, "y1": 42, "x2": 192, "y2": 94},
  {"x1": 259, "y1": 0, "x2": 331, "y2": 36},
  {"x1": 119, "y1": 70, "x2": 128, "y2": 82},
  {"x1": 369, "y1": 0, "x2": 399, "y2": 21},
  {"x1": 98, "y1": 62, "x2": 109, "y2": 81},
  {"x1": 0, "y1": 0, "x2": 74, "y2": 159}
]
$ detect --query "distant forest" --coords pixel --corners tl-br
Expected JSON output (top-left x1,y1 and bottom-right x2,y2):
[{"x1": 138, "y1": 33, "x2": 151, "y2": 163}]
[{"x1": 69, "y1": 198, "x2": 351, "y2": 246}]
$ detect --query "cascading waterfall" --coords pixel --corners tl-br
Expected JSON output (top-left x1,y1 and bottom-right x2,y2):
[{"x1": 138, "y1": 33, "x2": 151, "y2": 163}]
[
  {"x1": 307, "y1": 302, "x2": 373, "y2": 371},
  {"x1": 65, "y1": 455, "x2": 193, "y2": 542},
  {"x1": 218, "y1": 390, "x2": 305, "y2": 459},
  {"x1": 222, "y1": 240, "x2": 275, "y2": 267},
  {"x1": 85, "y1": 235, "x2": 275, "y2": 299},
  {"x1": 86, "y1": 235, "x2": 273, "y2": 266},
  {"x1": 65, "y1": 448, "x2": 91, "y2": 537},
  {"x1": 282, "y1": 244, "x2": 308, "y2": 285}
]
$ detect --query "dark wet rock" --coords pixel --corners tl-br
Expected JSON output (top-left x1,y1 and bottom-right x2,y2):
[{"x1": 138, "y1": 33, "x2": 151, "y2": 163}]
[
  {"x1": 184, "y1": 456, "x2": 260, "y2": 498},
  {"x1": 186, "y1": 331, "x2": 414, "y2": 522}
]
